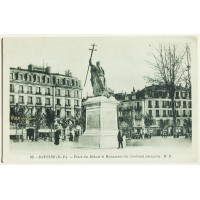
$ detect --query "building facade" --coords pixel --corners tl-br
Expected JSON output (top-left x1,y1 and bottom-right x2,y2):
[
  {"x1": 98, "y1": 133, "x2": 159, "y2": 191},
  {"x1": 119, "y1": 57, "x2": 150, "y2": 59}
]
[
  {"x1": 10, "y1": 64, "x2": 82, "y2": 123},
  {"x1": 115, "y1": 85, "x2": 192, "y2": 137}
]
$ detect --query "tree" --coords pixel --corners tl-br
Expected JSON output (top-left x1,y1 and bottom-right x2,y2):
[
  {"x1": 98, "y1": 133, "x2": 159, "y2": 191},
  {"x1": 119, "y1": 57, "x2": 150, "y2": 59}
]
[
  {"x1": 118, "y1": 106, "x2": 133, "y2": 138},
  {"x1": 159, "y1": 119, "x2": 170, "y2": 135},
  {"x1": 32, "y1": 107, "x2": 44, "y2": 141},
  {"x1": 10, "y1": 103, "x2": 28, "y2": 142},
  {"x1": 183, "y1": 118, "x2": 192, "y2": 134},
  {"x1": 185, "y1": 44, "x2": 191, "y2": 90},
  {"x1": 145, "y1": 44, "x2": 187, "y2": 134},
  {"x1": 58, "y1": 117, "x2": 68, "y2": 140},
  {"x1": 144, "y1": 113, "x2": 154, "y2": 134},
  {"x1": 43, "y1": 108, "x2": 56, "y2": 142}
]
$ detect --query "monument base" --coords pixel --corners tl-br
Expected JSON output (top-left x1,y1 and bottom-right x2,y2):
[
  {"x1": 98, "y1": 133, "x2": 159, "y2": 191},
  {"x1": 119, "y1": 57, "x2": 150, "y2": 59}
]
[
  {"x1": 79, "y1": 130, "x2": 118, "y2": 148},
  {"x1": 79, "y1": 96, "x2": 119, "y2": 149}
]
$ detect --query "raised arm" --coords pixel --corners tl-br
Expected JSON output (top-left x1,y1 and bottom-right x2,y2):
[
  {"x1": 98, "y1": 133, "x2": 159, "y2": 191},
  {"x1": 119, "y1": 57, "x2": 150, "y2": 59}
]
[{"x1": 89, "y1": 57, "x2": 95, "y2": 67}]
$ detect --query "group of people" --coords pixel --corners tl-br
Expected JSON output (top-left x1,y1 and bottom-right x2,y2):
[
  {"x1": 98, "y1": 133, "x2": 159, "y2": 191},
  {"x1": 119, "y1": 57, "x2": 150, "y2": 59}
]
[{"x1": 54, "y1": 126, "x2": 80, "y2": 145}]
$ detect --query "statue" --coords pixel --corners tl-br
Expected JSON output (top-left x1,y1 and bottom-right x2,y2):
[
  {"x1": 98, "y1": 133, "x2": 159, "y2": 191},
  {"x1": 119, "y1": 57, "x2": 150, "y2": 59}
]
[{"x1": 84, "y1": 44, "x2": 113, "y2": 98}]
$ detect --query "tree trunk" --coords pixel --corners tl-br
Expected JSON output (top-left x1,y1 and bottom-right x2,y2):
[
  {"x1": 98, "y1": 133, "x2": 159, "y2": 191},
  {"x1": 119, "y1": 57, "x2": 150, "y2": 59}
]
[
  {"x1": 170, "y1": 88, "x2": 176, "y2": 136},
  {"x1": 50, "y1": 127, "x2": 53, "y2": 142}
]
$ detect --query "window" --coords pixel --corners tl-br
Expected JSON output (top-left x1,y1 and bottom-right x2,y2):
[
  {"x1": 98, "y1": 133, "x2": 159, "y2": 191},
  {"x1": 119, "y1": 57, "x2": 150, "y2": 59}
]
[
  {"x1": 175, "y1": 92, "x2": 179, "y2": 98},
  {"x1": 66, "y1": 89, "x2": 70, "y2": 97},
  {"x1": 75, "y1": 100, "x2": 79, "y2": 106},
  {"x1": 28, "y1": 86, "x2": 32, "y2": 94},
  {"x1": 45, "y1": 98, "x2": 50, "y2": 105},
  {"x1": 28, "y1": 75, "x2": 32, "y2": 81},
  {"x1": 10, "y1": 73, "x2": 13, "y2": 79},
  {"x1": 28, "y1": 96, "x2": 32, "y2": 104},
  {"x1": 57, "y1": 79, "x2": 60, "y2": 84},
  {"x1": 36, "y1": 87, "x2": 41, "y2": 94},
  {"x1": 66, "y1": 111, "x2": 71, "y2": 117},
  {"x1": 36, "y1": 97, "x2": 41, "y2": 104},
  {"x1": 37, "y1": 76, "x2": 40, "y2": 82},
  {"x1": 163, "y1": 110, "x2": 166, "y2": 117},
  {"x1": 155, "y1": 100, "x2": 159, "y2": 108},
  {"x1": 177, "y1": 119, "x2": 180, "y2": 126},
  {"x1": 188, "y1": 101, "x2": 192, "y2": 108},
  {"x1": 56, "y1": 110, "x2": 60, "y2": 117},
  {"x1": 56, "y1": 99, "x2": 60, "y2": 105},
  {"x1": 19, "y1": 85, "x2": 24, "y2": 93},
  {"x1": 74, "y1": 91, "x2": 79, "y2": 98},
  {"x1": 183, "y1": 101, "x2": 187, "y2": 108},
  {"x1": 28, "y1": 108, "x2": 33, "y2": 115},
  {"x1": 189, "y1": 110, "x2": 192, "y2": 117},
  {"x1": 10, "y1": 95, "x2": 14, "y2": 103},
  {"x1": 162, "y1": 101, "x2": 166, "y2": 108},
  {"x1": 176, "y1": 110, "x2": 179, "y2": 117},
  {"x1": 10, "y1": 84, "x2": 14, "y2": 92},
  {"x1": 56, "y1": 89, "x2": 60, "y2": 96},
  {"x1": 183, "y1": 110, "x2": 187, "y2": 117},
  {"x1": 148, "y1": 100, "x2": 152, "y2": 108},
  {"x1": 66, "y1": 99, "x2": 71, "y2": 106},
  {"x1": 47, "y1": 77, "x2": 50, "y2": 83},
  {"x1": 182, "y1": 92, "x2": 186, "y2": 98},
  {"x1": 19, "y1": 96, "x2": 24, "y2": 103},
  {"x1": 148, "y1": 110, "x2": 152, "y2": 116},
  {"x1": 168, "y1": 110, "x2": 172, "y2": 117},
  {"x1": 45, "y1": 88, "x2": 50, "y2": 95},
  {"x1": 67, "y1": 80, "x2": 70, "y2": 85},
  {"x1": 19, "y1": 74, "x2": 23, "y2": 80},
  {"x1": 156, "y1": 110, "x2": 159, "y2": 117}
]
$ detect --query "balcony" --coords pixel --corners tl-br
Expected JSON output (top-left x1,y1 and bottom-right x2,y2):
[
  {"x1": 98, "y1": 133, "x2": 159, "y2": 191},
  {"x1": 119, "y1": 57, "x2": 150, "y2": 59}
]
[
  {"x1": 18, "y1": 101, "x2": 24, "y2": 104},
  {"x1": 55, "y1": 93, "x2": 61, "y2": 96},
  {"x1": 10, "y1": 90, "x2": 15, "y2": 93},
  {"x1": 148, "y1": 105, "x2": 152, "y2": 108},
  {"x1": 183, "y1": 114, "x2": 187, "y2": 117},
  {"x1": 65, "y1": 104, "x2": 71, "y2": 108},
  {"x1": 35, "y1": 102, "x2": 42, "y2": 105},
  {"x1": 27, "y1": 102, "x2": 33, "y2": 105},
  {"x1": 155, "y1": 105, "x2": 159, "y2": 108},
  {"x1": 45, "y1": 93, "x2": 51, "y2": 96},
  {"x1": 65, "y1": 94, "x2": 71, "y2": 97},
  {"x1": 10, "y1": 101, "x2": 15, "y2": 104},
  {"x1": 135, "y1": 115, "x2": 142, "y2": 120},
  {"x1": 134, "y1": 106, "x2": 142, "y2": 112},
  {"x1": 35, "y1": 92, "x2": 42, "y2": 95},
  {"x1": 183, "y1": 105, "x2": 187, "y2": 108},
  {"x1": 27, "y1": 91, "x2": 33, "y2": 94}
]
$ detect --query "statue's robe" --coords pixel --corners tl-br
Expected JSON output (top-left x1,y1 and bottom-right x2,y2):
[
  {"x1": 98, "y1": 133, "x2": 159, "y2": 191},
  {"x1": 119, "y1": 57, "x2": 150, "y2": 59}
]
[{"x1": 89, "y1": 60, "x2": 107, "y2": 96}]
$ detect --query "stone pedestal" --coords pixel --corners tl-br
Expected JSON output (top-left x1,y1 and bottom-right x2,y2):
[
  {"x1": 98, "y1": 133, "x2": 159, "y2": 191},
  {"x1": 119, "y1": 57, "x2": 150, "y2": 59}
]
[{"x1": 79, "y1": 96, "x2": 119, "y2": 148}]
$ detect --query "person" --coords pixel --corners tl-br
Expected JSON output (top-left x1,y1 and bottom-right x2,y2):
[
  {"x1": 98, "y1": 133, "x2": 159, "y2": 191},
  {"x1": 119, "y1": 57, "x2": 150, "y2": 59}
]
[
  {"x1": 89, "y1": 57, "x2": 111, "y2": 97},
  {"x1": 117, "y1": 130, "x2": 123, "y2": 149},
  {"x1": 69, "y1": 132, "x2": 73, "y2": 142},
  {"x1": 54, "y1": 126, "x2": 60, "y2": 145}
]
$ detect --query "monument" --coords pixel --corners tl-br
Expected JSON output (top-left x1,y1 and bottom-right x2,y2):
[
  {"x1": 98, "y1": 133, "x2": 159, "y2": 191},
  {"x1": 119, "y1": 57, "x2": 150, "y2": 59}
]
[{"x1": 79, "y1": 44, "x2": 119, "y2": 148}]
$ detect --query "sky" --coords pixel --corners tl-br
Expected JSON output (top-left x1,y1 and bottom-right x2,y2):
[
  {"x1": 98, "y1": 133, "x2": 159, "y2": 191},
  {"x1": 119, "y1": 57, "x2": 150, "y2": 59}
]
[{"x1": 3, "y1": 36, "x2": 195, "y2": 97}]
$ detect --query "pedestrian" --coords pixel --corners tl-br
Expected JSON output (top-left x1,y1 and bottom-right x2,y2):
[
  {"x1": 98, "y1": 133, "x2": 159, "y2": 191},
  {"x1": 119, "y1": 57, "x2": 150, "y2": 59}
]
[
  {"x1": 69, "y1": 132, "x2": 73, "y2": 142},
  {"x1": 54, "y1": 126, "x2": 60, "y2": 145},
  {"x1": 117, "y1": 130, "x2": 123, "y2": 149}
]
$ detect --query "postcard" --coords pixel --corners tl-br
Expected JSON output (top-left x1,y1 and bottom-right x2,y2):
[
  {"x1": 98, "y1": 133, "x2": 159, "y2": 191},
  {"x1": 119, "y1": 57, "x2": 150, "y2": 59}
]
[{"x1": 1, "y1": 36, "x2": 198, "y2": 163}]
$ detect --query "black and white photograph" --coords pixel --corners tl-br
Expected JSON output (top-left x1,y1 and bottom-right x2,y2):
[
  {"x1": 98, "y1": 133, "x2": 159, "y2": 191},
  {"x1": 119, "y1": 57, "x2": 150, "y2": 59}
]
[{"x1": 1, "y1": 36, "x2": 198, "y2": 163}]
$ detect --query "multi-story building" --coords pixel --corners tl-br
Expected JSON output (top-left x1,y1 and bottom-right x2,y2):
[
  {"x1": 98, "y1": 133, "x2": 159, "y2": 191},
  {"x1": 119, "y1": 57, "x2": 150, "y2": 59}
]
[
  {"x1": 10, "y1": 64, "x2": 82, "y2": 122},
  {"x1": 115, "y1": 85, "x2": 192, "y2": 137}
]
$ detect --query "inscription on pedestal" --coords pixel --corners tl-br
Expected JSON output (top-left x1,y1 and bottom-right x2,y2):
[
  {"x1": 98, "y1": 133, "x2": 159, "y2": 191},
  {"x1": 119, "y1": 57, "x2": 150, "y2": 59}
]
[{"x1": 87, "y1": 110, "x2": 100, "y2": 129}]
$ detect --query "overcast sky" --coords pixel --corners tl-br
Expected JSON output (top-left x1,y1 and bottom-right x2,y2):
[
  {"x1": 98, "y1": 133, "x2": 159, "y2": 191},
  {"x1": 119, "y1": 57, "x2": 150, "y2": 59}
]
[{"x1": 3, "y1": 36, "x2": 195, "y2": 97}]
